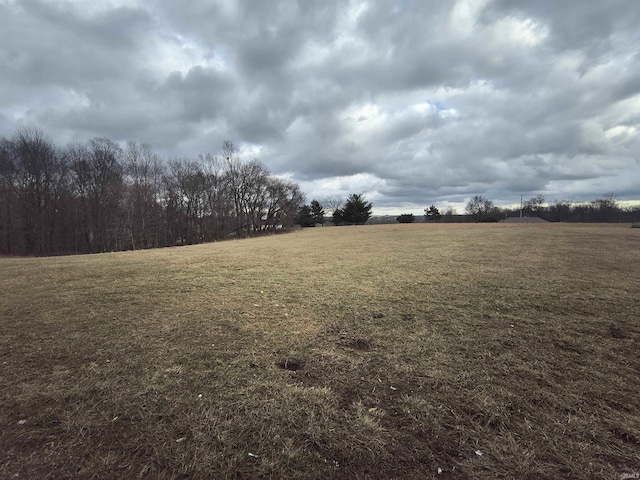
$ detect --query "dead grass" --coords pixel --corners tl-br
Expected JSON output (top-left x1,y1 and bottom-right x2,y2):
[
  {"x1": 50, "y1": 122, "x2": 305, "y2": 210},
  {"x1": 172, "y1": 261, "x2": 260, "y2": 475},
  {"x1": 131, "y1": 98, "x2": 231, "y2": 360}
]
[{"x1": 1, "y1": 224, "x2": 639, "y2": 479}]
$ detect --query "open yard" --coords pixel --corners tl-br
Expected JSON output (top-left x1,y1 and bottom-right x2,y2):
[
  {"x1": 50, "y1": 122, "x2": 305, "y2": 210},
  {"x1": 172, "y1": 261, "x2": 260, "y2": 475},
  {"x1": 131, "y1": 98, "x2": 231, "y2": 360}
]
[{"x1": 1, "y1": 224, "x2": 638, "y2": 479}]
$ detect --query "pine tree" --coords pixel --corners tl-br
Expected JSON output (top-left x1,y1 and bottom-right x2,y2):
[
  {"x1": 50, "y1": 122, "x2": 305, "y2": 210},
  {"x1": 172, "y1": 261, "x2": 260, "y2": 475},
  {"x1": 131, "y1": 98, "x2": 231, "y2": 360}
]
[
  {"x1": 333, "y1": 194, "x2": 372, "y2": 225},
  {"x1": 297, "y1": 204, "x2": 315, "y2": 227},
  {"x1": 310, "y1": 199, "x2": 325, "y2": 225},
  {"x1": 424, "y1": 205, "x2": 441, "y2": 222}
]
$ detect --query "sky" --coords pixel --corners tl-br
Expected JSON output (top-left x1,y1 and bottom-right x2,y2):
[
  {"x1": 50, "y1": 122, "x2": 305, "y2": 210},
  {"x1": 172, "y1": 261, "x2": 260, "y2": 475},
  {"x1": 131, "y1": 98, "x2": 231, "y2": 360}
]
[{"x1": 1, "y1": 0, "x2": 639, "y2": 214}]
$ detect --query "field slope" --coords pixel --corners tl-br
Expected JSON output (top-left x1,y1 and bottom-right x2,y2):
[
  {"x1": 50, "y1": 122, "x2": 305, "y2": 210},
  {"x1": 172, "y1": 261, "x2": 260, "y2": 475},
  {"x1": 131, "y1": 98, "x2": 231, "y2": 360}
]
[{"x1": 1, "y1": 224, "x2": 639, "y2": 479}]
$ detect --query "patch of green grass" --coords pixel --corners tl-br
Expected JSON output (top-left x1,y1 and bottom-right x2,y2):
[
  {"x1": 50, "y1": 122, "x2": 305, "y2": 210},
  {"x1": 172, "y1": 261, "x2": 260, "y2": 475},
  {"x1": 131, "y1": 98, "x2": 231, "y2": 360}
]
[{"x1": 1, "y1": 224, "x2": 639, "y2": 479}]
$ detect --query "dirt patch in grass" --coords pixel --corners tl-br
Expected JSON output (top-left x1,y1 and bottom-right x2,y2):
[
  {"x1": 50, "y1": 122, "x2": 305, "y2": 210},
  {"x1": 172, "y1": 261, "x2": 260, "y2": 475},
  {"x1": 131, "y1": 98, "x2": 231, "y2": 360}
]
[
  {"x1": 276, "y1": 359, "x2": 306, "y2": 371},
  {"x1": 1, "y1": 224, "x2": 639, "y2": 479}
]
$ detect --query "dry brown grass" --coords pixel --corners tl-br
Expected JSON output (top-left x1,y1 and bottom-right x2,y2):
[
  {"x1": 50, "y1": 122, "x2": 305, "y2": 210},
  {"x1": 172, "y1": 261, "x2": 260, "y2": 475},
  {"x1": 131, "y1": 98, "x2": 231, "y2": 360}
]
[{"x1": 1, "y1": 224, "x2": 639, "y2": 479}]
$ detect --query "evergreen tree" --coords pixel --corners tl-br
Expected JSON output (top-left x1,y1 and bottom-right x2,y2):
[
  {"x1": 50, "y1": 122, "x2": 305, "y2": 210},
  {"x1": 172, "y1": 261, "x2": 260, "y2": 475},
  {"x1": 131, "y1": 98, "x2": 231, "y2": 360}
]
[
  {"x1": 297, "y1": 204, "x2": 315, "y2": 227},
  {"x1": 333, "y1": 193, "x2": 372, "y2": 225},
  {"x1": 424, "y1": 205, "x2": 442, "y2": 221},
  {"x1": 310, "y1": 199, "x2": 325, "y2": 225}
]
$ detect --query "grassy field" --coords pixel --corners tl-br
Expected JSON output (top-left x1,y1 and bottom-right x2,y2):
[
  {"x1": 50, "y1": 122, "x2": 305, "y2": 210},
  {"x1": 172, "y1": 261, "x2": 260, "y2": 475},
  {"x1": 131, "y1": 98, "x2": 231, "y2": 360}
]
[{"x1": 1, "y1": 224, "x2": 638, "y2": 479}]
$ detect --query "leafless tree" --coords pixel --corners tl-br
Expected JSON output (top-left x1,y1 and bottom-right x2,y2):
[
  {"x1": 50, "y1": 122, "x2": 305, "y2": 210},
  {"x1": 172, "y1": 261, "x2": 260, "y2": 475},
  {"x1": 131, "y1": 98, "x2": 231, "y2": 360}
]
[
  {"x1": 124, "y1": 142, "x2": 165, "y2": 249},
  {"x1": 523, "y1": 195, "x2": 545, "y2": 216},
  {"x1": 0, "y1": 137, "x2": 18, "y2": 254},
  {"x1": 263, "y1": 178, "x2": 305, "y2": 230},
  {"x1": 200, "y1": 153, "x2": 230, "y2": 241},
  {"x1": 1, "y1": 129, "x2": 308, "y2": 255},
  {"x1": 12, "y1": 128, "x2": 68, "y2": 255},
  {"x1": 465, "y1": 195, "x2": 496, "y2": 222},
  {"x1": 321, "y1": 195, "x2": 344, "y2": 216}
]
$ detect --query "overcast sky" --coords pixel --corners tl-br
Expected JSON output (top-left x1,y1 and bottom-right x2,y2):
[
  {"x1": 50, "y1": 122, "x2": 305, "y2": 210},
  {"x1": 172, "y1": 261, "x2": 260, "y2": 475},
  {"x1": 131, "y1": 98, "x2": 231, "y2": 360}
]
[{"x1": 1, "y1": 0, "x2": 639, "y2": 214}]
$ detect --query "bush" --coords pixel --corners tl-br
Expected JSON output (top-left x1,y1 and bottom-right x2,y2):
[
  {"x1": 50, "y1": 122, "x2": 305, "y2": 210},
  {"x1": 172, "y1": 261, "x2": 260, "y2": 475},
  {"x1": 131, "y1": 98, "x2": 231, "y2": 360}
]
[{"x1": 396, "y1": 214, "x2": 415, "y2": 223}]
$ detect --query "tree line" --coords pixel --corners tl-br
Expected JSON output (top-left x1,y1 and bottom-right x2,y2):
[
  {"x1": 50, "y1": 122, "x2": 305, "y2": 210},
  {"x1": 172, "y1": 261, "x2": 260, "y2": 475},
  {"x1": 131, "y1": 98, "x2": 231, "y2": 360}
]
[
  {"x1": 416, "y1": 194, "x2": 639, "y2": 223},
  {"x1": 461, "y1": 194, "x2": 639, "y2": 223},
  {"x1": 390, "y1": 194, "x2": 639, "y2": 224},
  {"x1": 0, "y1": 128, "x2": 303, "y2": 256}
]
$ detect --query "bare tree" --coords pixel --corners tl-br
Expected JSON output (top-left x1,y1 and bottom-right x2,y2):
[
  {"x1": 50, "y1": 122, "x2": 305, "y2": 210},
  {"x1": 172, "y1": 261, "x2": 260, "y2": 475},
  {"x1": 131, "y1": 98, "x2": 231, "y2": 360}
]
[
  {"x1": 166, "y1": 159, "x2": 207, "y2": 244},
  {"x1": 1, "y1": 129, "x2": 308, "y2": 255},
  {"x1": 591, "y1": 193, "x2": 618, "y2": 222},
  {"x1": 67, "y1": 138, "x2": 125, "y2": 252},
  {"x1": 67, "y1": 141, "x2": 93, "y2": 252},
  {"x1": 442, "y1": 206, "x2": 457, "y2": 223},
  {"x1": 220, "y1": 142, "x2": 271, "y2": 236},
  {"x1": 524, "y1": 195, "x2": 545, "y2": 217},
  {"x1": 263, "y1": 178, "x2": 305, "y2": 230},
  {"x1": 221, "y1": 141, "x2": 246, "y2": 236},
  {"x1": 88, "y1": 138, "x2": 125, "y2": 251},
  {"x1": 240, "y1": 159, "x2": 270, "y2": 233},
  {"x1": 321, "y1": 195, "x2": 344, "y2": 216},
  {"x1": 0, "y1": 137, "x2": 18, "y2": 254},
  {"x1": 124, "y1": 142, "x2": 165, "y2": 249},
  {"x1": 465, "y1": 195, "x2": 496, "y2": 222},
  {"x1": 12, "y1": 128, "x2": 68, "y2": 255},
  {"x1": 200, "y1": 153, "x2": 230, "y2": 241},
  {"x1": 548, "y1": 200, "x2": 572, "y2": 222}
]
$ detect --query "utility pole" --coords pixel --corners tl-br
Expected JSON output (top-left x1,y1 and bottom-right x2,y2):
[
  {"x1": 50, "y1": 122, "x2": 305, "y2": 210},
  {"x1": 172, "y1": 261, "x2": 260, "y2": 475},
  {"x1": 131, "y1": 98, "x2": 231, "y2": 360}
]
[{"x1": 520, "y1": 195, "x2": 523, "y2": 218}]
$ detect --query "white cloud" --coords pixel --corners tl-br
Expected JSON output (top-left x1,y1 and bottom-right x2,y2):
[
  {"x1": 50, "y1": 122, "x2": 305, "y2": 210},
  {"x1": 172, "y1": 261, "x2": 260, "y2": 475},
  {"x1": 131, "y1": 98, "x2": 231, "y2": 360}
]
[
  {"x1": 450, "y1": 0, "x2": 490, "y2": 36},
  {"x1": 491, "y1": 17, "x2": 549, "y2": 47}
]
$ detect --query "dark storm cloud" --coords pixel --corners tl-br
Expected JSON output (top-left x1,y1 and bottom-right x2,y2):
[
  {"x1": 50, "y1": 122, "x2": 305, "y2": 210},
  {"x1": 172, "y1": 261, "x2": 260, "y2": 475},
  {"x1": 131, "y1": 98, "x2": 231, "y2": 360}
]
[
  {"x1": 1, "y1": 0, "x2": 639, "y2": 213},
  {"x1": 1, "y1": 0, "x2": 152, "y2": 85},
  {"x1": 163, "y1": 66, "x2": 233, "y2": 122}
]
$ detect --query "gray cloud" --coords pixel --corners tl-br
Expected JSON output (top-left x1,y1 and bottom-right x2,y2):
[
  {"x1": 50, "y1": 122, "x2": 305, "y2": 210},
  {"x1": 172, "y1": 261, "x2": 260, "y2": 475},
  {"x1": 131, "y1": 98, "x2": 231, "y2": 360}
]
[{"x1": 1, "y1": 0, "x2": 639, "y2": 213}]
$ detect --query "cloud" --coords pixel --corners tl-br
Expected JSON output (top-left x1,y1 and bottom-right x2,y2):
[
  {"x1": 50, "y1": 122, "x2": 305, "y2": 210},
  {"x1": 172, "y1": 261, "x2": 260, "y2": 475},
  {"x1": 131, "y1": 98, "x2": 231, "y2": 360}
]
[{"x1": 1, "y1": 0, "x2": 639, "y2": 213}]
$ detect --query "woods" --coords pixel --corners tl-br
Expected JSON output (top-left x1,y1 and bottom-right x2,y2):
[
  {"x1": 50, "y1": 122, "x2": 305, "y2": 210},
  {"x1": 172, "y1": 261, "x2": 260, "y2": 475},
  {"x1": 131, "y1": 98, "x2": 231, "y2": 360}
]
[{"x1": 0, "y1": 128, "x2": 303, "y2": 256}]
